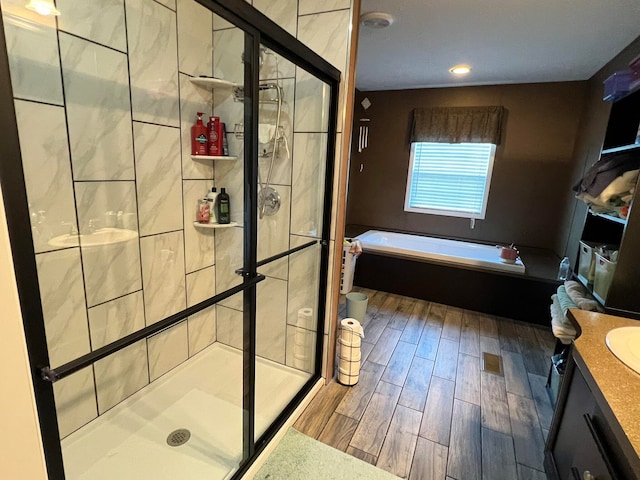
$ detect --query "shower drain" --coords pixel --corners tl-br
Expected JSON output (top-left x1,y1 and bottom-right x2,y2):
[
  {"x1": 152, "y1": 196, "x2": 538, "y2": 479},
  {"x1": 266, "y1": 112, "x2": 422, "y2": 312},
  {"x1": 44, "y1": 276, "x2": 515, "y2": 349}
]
[{"x1": 167, "y1": 428, "x2": 191, "y2": 447}]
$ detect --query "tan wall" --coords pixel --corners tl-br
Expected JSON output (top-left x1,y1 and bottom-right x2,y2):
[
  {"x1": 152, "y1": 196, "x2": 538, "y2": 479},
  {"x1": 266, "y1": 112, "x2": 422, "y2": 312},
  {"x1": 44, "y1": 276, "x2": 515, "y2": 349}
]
[
  {"x1": 346, "y1": 82, "x2": 588, "y2": 253},
  {"x1": 0, "y1": 186, "x2": 48, "y2": 480}
]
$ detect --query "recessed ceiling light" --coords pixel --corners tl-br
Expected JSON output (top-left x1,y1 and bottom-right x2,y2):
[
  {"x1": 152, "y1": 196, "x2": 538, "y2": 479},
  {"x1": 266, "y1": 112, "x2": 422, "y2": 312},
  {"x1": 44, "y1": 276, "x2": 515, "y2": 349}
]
[
  {"x1": 25, "y1": 0, "x2": 60, "y2": 16},
  {"x1": 360, "y1": 12, "x2": 394, "y2": 29},
  {"x1": 449, "y1": 65, "x2": 472, "y2": 75}
]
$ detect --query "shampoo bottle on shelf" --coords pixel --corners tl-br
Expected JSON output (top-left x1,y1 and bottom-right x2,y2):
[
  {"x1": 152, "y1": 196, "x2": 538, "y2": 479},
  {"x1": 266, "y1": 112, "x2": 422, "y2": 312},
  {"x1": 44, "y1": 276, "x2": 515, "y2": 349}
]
[
  {"x1": 207, "y1": 187, "x2": 218, "y2": 224},
  {"x1": 216, "y1": 188, "x2": 230, "y2": 224},
  {"x1": 207, "y1": 116, "x2": 221, "y2": 156},
  {"x1": 221, "y1": 123, "x2": 229, "y2": 156},
  {"x1": 197, "y1": 198, "x2": 210, "y2": 223},
  {"x1": 191, "y1": 112, "x2": 208, "y2": 156}
]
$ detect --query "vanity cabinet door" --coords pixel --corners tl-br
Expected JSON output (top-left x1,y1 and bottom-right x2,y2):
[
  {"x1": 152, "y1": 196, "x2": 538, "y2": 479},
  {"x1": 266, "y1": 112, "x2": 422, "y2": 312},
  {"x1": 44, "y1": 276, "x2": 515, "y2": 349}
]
[
  {"x1": 551, "y1": 363, "x2": 623, "y2": 480},
  {"x1": 553, "y1": 365, "x2": 598, "y2": 479},
  {"x1": 570, "y1": 414, "x2": 614, "y2": 480}
]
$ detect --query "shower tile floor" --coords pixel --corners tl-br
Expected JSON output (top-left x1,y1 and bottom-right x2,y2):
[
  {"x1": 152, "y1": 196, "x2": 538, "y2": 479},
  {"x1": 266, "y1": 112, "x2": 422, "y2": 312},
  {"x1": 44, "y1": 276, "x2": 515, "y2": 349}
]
[
  {"x1": 295, "y1": 287, "x2": 555, "y2": 480},
  {"x1": 62, "y1": 343, "x2": 309, "y2": 480}
]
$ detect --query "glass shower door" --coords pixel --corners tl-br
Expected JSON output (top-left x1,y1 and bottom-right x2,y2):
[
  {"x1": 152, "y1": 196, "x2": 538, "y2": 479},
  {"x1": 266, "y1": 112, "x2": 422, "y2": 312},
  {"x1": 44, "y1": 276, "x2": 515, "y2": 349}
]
[
  {"x1": 0, "y1": 1, "x2": 253, "y2": 478},
  {"x1": 254, "y1": 52, "x2": 332, "y2": 439},
  {"x1": 1, "y1": 0, "x2": 340, "y2": 477}
]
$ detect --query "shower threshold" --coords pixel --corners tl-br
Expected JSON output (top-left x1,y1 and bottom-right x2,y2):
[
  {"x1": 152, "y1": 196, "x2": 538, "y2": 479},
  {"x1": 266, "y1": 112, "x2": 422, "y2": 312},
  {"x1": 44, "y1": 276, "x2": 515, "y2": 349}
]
[{"x1": 61, "y1": 343, "x2": 310, "y2": 480}]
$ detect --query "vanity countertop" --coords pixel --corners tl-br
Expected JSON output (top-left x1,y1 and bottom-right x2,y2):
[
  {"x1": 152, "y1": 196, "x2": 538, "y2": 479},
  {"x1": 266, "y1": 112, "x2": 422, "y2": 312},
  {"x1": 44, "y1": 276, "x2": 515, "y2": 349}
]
[{"x1": 568, "y1": 309, "x2": 640, "y2": 460}]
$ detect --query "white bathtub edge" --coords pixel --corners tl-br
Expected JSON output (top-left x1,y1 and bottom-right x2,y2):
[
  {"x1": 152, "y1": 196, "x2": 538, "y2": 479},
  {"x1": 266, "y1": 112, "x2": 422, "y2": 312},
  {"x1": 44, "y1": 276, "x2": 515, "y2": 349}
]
[
  {"x1": 241, "y1": 378, "x2": 324, "y2": 479},
  {"x1": 355, "y1": 230, "x2": 526, "y2": 275}
]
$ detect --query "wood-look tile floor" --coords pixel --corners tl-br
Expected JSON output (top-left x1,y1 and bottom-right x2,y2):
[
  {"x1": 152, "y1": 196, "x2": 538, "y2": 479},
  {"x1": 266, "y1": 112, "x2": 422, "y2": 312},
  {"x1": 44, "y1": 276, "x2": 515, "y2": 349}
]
[{"x1": 294, "y1": 288, "x2": 555, "y2": 480}]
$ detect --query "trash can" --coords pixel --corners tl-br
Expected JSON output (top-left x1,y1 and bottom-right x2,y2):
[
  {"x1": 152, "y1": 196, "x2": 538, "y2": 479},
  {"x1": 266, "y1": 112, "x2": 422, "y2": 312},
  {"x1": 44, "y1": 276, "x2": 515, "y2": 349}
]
[
  {"x1": 346, "y1": 292, "x2": 368, "y2": 323},
  {"x1": 338, "y1": 318, "x2": 364, "y2": 386}
]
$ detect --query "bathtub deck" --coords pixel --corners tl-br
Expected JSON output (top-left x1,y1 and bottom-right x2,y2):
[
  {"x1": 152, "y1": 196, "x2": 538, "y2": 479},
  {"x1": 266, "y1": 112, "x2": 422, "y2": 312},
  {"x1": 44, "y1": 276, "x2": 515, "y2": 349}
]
[
  {"x1": 354, "y1": 250, "x2": 558, "y2": 325},
  {"x1": 346, "y1": 224, "x2": 561, "y2": 281},
  {"x1": 295, "y1": 289, "x2": 556, "y2": 480},
  {"x1": 355, "y1": 230, "x2": 527, "y2": 275}
]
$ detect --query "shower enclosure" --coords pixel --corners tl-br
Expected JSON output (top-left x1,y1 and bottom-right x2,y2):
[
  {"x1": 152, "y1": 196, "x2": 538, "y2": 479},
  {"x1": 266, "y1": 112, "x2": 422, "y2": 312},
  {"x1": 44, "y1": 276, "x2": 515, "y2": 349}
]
[{"x1": 0, "y1": 0, "x2": 339, "y2": 478}]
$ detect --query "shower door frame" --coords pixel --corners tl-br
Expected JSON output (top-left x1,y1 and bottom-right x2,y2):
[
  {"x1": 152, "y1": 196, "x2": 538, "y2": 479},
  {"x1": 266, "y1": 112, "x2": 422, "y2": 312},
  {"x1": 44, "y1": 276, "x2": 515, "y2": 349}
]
[{"x1": 0, "y1": 1, "x2": 341, "y2": 478}]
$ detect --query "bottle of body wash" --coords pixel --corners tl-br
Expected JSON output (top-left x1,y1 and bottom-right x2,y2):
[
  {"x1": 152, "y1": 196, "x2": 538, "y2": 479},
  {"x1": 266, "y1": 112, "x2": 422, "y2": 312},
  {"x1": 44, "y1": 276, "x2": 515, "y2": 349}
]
[
  {"x1": 197, "y1": 198, "x2": 210, "y2": 223},
  {"x1": 191, "y1": 112, "x2": 208, "y2": 156},
  {"x1": 216, "y1": 188, "x2": 230, "y2": 224},
  {"x1": 207, "y1": 187, "x2": 218, "y2": 224}
]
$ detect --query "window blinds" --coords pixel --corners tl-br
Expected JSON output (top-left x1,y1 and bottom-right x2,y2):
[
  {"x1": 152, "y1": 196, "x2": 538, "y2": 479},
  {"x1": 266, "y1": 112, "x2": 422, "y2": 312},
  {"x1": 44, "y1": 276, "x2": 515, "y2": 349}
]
[{"x1": 405, "y1": 142, "x2": 495, "y2": 218}]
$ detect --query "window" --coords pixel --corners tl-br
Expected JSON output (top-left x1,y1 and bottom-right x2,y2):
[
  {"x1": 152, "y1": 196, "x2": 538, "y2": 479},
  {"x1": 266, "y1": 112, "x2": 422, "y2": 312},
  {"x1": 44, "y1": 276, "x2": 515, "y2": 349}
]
[{"x1": 404, "y1": 142, "x2": 496, "y2": 219}]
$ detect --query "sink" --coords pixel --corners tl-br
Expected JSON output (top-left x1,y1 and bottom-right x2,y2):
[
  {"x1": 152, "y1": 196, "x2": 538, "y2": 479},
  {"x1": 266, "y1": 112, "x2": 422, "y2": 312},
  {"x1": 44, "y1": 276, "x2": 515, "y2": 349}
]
[
  {"x1": 606, "y1": 327, "x2": 640, "y2": 375},
  {"x1": 48, "y1": 228, "x2": 138, "y2": 249}
]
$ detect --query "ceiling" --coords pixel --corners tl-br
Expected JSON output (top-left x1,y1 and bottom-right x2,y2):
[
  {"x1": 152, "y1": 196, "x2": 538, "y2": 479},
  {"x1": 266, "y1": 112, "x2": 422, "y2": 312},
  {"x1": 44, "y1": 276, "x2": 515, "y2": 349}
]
[{"x1": 356, "y1": 0, "x2": 640, "y2": 91}]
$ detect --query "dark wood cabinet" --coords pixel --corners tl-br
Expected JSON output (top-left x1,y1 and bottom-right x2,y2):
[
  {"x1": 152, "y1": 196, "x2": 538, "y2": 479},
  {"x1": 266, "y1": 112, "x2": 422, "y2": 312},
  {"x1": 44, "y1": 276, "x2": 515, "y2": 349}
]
[{"x1": 545, "y1": 351, "x2": 638, "y2": 480}]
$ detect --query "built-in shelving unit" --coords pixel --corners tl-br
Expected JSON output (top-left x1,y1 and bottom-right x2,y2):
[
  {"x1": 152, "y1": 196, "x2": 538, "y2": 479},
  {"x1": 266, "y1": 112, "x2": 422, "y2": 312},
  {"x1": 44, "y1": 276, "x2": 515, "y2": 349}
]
[
  {"x1": 188, "y1": 77, "x2": 238, "y2": 160},
  {"x1": 193, "y1": 221, "x2": 238, "y2": 229},
  {"x1": 190, "y1": 155, "x2": 237, "y2": 161},
  {"x1": 601, "y1": 143, "x2": 640, "y2": 155},
  {"x1": 575, "y1": 87, "x2": 640, "y2": 315},
  {"x1": 588, "y1": 209, "x2": 627, "y2": 225}
]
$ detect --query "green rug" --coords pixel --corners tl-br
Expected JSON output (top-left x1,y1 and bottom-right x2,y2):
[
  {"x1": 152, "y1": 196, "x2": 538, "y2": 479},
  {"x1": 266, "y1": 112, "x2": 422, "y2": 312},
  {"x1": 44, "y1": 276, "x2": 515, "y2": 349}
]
[{"x1": 254, "y1": 428, "x2": 401, "y2": 480}]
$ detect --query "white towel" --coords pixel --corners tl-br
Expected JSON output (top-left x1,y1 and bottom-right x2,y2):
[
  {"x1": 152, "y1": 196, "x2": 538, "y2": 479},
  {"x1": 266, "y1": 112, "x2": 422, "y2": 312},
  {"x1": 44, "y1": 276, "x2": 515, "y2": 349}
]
[
  {"x1": 576, "y1": 169, "x2": 639, "y2": 208},
  {"x1": 550, "y1": 294, "x2": 576, "y2": 344},
  {"x1": 564, "y1": 280, "x2": 601, "y2": 312}
]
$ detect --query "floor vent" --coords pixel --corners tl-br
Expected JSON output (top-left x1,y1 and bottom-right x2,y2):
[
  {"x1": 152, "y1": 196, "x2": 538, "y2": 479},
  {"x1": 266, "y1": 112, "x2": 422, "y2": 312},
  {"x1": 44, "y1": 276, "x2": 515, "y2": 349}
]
[
  {"x1": 482, "y1": 352, "x2": 504, "y2": 376},
  {"x1": 167, "y1": 428, "x2": 191, "y2": 447}
]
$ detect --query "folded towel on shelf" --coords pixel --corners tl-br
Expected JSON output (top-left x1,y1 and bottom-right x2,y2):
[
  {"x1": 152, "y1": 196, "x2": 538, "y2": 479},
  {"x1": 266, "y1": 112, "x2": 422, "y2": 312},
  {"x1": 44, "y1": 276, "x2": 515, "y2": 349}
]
[
  {"x1": 550, "y1": 294, "x2": 576, "y2": 344},
  {"x1": 564, "y1": 280, "x2": 602, "y2": 312},
  {"x1": 575, "y1": 169, "x2": 638, "y2": 207},
  {"x1": 595, "y1": 169, "x2": 638, "y2": 204},
  {"x1": 573, "y1": 150, "x2": 640, "y2": 198},
  {"x1": 556, "y1": 286, "x2": 578, "y2": 315}
]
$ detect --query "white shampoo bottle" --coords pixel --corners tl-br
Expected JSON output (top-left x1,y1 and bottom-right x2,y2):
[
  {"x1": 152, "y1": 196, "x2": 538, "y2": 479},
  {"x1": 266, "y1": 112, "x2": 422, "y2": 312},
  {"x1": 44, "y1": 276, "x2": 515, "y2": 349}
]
[{"x1": 207, "y1": 187, "x2": 218, "y2": 224}]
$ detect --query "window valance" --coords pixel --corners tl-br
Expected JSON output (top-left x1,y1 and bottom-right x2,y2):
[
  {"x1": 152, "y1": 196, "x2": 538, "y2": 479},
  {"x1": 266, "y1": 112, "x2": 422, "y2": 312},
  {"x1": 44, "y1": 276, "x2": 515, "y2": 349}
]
[{"x1": 410, "y1": 106, "x2": 505, "y2": 145}]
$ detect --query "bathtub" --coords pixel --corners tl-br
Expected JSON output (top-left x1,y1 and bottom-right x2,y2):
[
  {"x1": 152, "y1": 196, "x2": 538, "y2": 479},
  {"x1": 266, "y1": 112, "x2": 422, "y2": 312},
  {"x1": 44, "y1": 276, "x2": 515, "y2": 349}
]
[
  {"x1": 355, "y1": 230, "x2": 526, "y2": 274},
  {"x1": 351, "y1": 230, "x2": 558, "y2": 324}
]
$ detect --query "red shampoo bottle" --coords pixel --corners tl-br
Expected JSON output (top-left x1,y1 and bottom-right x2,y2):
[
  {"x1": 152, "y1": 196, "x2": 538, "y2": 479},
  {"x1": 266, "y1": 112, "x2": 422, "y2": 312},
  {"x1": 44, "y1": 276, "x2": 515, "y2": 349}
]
[
  {"x1": 207, "y1": 116, "x2": 221, "y2": 156},
  {"x1": 191, "y1": 112, "x2": 208, "y2": 155}
]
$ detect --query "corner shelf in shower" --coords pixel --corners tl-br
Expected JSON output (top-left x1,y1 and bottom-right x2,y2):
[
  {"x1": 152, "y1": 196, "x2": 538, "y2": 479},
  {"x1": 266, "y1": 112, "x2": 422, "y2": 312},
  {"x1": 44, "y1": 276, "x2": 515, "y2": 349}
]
[
  {"x1": 193, "y1": 221, "x2": 238, "y2": 229},
  {"x1": 189, "y1": 77, "x2": 238, "y2": 89},
  {"x1": 190, "y1": 155, "x2": 238, "y2": 161}
]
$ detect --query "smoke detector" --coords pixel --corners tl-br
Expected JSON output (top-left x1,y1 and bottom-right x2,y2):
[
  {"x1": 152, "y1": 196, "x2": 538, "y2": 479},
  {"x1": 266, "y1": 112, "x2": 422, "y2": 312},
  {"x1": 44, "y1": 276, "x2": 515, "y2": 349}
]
[{"x1": 360, "y1": 12, "x2": 394, "y2": 29}]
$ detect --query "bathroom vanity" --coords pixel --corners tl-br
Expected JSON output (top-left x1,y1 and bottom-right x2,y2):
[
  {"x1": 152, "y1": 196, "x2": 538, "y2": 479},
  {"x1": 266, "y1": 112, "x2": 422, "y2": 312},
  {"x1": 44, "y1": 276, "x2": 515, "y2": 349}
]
[{"x1": 544, "y1": 310, "x2": 640, "y2": 479}]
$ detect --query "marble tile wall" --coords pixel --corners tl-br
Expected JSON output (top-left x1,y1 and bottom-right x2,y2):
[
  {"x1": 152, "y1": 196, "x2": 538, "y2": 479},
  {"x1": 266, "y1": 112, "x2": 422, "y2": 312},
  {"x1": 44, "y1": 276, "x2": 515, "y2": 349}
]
[
  {"x1": 126, "y1": 0, "x2": 180, "y2": 127},
  {"x1": 186, "y1": 267, "x2": 216, "y2": 355},
  {"x1": 2, "y1": 0, "x2": 239, "y2": 439},
  {"x1": 59, "y1": 32, "x2": 134, "y2": 181},
  {"x1": 140, "y1": 231, "x2": 186, "y2": 325},
  {"x1": 3, "y1": 0, "x2": 354, "y2": 439}
]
